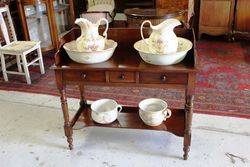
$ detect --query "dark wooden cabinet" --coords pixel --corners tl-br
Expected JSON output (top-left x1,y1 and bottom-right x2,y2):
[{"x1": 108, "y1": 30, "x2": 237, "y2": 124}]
[
  {"x1": 156, "y1": 0, "x2": 188, "y2": 10},
  {"x1": 198, "y1": 0, "x2": 235, "y2": 38},
  {"x1": 234, "y1": 0, "x2": 250, "y2": 32},
  {"x1": 198, "y1": 0, "x2": 250, "y2": 39}
]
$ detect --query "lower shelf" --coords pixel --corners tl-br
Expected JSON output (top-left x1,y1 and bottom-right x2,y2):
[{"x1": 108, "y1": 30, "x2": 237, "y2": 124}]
[{"x1": 76, "y1": 105, "x2": 185, "y2": 137}]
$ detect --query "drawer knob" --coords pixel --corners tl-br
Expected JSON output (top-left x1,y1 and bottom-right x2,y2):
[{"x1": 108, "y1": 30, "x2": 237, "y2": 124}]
[
  {"x1": 119, "y1": 74, "x2": 125, "y2": 80},
  {"x1": 160, "y1": 75, "x2": 167, "y2": 81},
  {"x1": 81, "y1": 73, "x2": 87, "y2": 79}
]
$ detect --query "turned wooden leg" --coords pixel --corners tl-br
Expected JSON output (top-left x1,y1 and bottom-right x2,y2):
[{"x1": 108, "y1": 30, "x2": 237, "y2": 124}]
[
  {"x1": 183, "y1": 95, "x2": 194, "y2": 160},
  {"x1": 59, "y1": 88, "x2": 73, "y2": 150},
  {"x1": 79, "y1": 84, "x2": 87, "y2": 106},
  {"x1": 70, "y1": 84, "x2": 87, "y2": 130}
]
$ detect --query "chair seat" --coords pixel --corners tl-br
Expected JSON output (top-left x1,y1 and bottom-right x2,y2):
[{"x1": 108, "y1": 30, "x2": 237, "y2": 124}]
[
  {"x1": 0, "y1": 41, "x2": 40, "y2": 54},
  {"x1": 88, "y1": 4, "x2": 114, "y2": 15}
]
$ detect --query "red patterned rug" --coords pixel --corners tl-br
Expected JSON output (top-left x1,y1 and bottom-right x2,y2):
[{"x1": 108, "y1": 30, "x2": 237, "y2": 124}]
[{"x1": 0, "y1": 40, "x2": 249, "y2": 118}]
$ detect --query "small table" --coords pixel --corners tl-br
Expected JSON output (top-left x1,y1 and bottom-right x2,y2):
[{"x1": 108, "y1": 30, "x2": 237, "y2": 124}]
[
  {"x1": 52, "y1": 27, "x2": 197, "y2": 160},
  {"x1": 124, "y1": 8, "x2": 187, "y2": 27}
]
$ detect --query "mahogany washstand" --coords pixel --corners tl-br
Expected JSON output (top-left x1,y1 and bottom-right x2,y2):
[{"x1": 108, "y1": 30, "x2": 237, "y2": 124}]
[{"x1": 52, "y1": 27, "x2": 197, "y2": 160}]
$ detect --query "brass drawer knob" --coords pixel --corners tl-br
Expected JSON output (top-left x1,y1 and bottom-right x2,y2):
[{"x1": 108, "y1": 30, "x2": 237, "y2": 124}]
[
  {"x1": 119, "y1": 74, "x2": 125, "y2": 80},
  {"x1": 81, "y1": 73, "x2": 87, "y2": 79},
  {"x1": 160, "y1": 75, "x2": 167, "y2": 81}
]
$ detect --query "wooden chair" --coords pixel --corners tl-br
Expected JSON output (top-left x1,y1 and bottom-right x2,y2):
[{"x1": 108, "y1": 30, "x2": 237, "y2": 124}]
[
  {"x1": 0, "y1": 4, "x2": 45, "y2": 84},
  {"x1": 86, "y1": 0, "x2": 115, "y2": 21}
]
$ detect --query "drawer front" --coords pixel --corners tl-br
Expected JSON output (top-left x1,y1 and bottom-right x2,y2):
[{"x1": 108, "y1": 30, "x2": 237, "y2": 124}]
[
  {"x1": 63, "y1": 71, "x2": 106, "y2": 82},
  {"x1": 109, "y1": 71, "x2": 136, "y2": 83},
  {"x1": 140, "y1": 72, "x2": 188, "y2": 84}
]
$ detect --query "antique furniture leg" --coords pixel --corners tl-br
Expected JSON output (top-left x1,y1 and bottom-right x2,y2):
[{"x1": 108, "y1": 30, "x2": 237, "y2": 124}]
[
  {"x1": 0, "y1": 52, "x2": 8, "y2": 81},
  {"x1": 21, "y1": 54, "x2": 31, "y2": 84},
  {"x1": 60, "y1": 86, "x2": 73, "y2": 150},
  {"x1": 183, "y1": 73, "x2": 195, "y2": 160},
  {"x1": 56, "y1": 71, "x2": 73, "y2": 150},
  {"x1": 71, "y1": 84, "x2": 87, "y2": 128},
  {"x1": 37, "y1": 46, "x2": 45, "y2": 74},
  {"x1": 79, "y1": 84, "x2": 87, "y2": 106},
  {"x1": 183, "y1": 95, "x2": 194, "y2": 160},
  {"x1": 16, "y1": 55, "x2": 23, "y2": 72}
]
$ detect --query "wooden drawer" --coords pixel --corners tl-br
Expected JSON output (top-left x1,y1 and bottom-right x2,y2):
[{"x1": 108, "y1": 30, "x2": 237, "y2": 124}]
[
  {"x1": 109, "y1": 71, "x2": 136, "y2": 83},
  {"x1": 140, "y1": 72, "x2": 188, "y2": 84},
  {"x1": 63, "y1": 71, "x2": 106, "y2": 82}
]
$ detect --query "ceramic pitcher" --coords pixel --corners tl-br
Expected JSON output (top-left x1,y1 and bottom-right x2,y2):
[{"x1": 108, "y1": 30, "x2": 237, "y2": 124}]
[
  {"x1": 140, "y1": 19, "x2": 181, "y2": 54},
  {"x1": 75, "y1": 18, "x2": 109, "y2": 52}
]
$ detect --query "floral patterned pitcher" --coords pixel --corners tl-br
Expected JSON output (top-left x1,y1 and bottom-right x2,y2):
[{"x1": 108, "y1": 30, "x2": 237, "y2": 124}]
[
  {"x1": 140, "y1": 19, "x2": 181, "y2": 54},
  {"x1": 75, "y1": 18, "x2": 109, "y2": 52}
]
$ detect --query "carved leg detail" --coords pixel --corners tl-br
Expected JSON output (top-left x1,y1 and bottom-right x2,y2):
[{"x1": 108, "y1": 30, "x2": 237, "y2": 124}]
[
  {"x1": 183, "y1": 95, "x2": 194, "y2": 160},
  {"x1": 59, "y1": 88, "x2": 73, "y2": 150},
  {"x1": 183, "y1": 133, "x2": 191, "y2": 160},
  {"x1": 64, "y1": 123, "x2": 73, "y2": 150}
]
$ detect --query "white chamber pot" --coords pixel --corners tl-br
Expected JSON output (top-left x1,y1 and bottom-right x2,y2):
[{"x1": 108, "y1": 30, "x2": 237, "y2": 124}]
[
  {"x1": 139, "y1": 98, "x2": 171, "y2": 126},
  {"x1": 91, "y1": 99, "x2": 122, "y2": 124}
]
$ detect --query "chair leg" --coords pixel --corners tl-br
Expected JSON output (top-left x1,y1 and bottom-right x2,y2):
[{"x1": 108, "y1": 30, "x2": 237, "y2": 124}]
[
  {"x1": 16, "y1": 55, "x2": 22, "y2": 72},
  {"x1": 0, "y1": 53, "x2": 8, "y2": 82},
  {"x1": 37, "y1": 47, "x2": 45, "y2": 74},
  {"x1": 21, "y1": 54, "x2": 31, "y2": 84}
]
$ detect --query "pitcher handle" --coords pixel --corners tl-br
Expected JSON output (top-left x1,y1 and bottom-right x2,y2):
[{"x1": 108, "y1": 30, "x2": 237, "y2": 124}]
[
  {"x1": 140, "y1": 20, "x2": 152, "y2": 45},
  {"x1": 97, "y1": 18, "x2": 109, "y2": 40}
]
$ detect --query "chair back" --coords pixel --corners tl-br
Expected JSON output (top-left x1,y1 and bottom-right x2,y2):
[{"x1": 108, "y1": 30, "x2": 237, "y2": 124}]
[
  {"x1": 80, "y1": 12, "x2": 112, "y2": 24},
  {"x1": 88, "y1": 0, "x2": 115, "y2": 8},
  {"x1": 0, "y1": 4, "x2": 17, "y2": 46}
]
